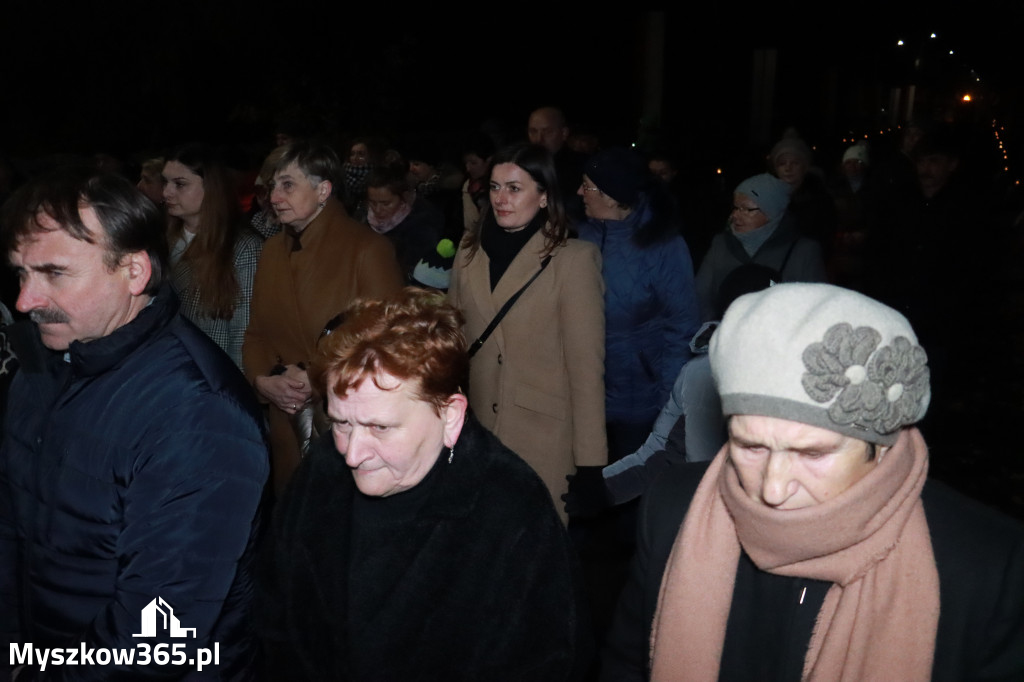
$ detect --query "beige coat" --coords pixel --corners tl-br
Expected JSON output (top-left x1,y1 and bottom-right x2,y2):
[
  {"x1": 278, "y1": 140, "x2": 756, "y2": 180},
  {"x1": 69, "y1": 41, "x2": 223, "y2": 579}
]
[
  {"x1": 449, "y1": 230, "x2": 607, "y2": 521},
  {"x1": 243, "y1": 198, "x2": 403, "y2": 495}
]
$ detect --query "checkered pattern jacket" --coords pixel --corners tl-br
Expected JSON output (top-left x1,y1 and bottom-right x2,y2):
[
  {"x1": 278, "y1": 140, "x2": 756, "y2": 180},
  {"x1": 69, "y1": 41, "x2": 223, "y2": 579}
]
[{"x1": 172, "y1": 227, "x2": 264, "y2": 371}]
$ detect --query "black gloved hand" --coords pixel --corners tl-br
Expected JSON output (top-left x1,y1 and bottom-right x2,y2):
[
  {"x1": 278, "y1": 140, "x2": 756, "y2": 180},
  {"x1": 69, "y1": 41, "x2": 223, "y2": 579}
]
[{"x1": 561, "y1": 466, "x2": 610, "y2": 518}]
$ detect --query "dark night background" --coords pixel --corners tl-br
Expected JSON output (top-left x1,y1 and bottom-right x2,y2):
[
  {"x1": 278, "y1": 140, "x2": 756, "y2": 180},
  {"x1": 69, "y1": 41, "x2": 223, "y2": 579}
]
[
  {"x1": 2, "y1": 3, "x2": 1021, "y2": 162},
  {"x1": 2, "y1": 2, "x2": 1023, "y2": 517}
]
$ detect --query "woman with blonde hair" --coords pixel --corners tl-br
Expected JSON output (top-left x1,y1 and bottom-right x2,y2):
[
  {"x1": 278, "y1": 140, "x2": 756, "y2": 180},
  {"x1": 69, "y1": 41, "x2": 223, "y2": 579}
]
[{"x1": 250, "y1": 145, "x2": 289, "y2": 241}]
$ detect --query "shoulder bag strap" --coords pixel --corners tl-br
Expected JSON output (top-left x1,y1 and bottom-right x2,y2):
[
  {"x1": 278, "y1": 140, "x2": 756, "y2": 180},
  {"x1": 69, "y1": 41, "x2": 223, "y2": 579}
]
[
  {"x1": 468, "y1": 255, "x2": 552, "y2": 358},
  {"x1": 777, "y1": 237, "x2": 799, "y2": 280}
]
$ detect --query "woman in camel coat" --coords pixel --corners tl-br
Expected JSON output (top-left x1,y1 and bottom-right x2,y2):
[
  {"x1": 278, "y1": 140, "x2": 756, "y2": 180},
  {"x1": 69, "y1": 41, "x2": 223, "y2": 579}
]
[
  {"x1": 448, "y1": 144, "x2": 607, "y2": 522},
  {"x1": 243, "y1": 143, "x2": 402, "y2": 496}
]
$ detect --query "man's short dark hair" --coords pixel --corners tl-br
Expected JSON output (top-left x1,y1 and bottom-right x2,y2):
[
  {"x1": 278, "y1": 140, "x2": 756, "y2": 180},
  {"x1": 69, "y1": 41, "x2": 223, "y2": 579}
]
[{"x1": 2, "y1": 165, "x2": 168, "y2": 296}]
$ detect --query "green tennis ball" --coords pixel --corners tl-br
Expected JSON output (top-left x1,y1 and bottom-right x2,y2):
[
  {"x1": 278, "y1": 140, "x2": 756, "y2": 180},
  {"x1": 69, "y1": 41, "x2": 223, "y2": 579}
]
[{"x1": 436, "y1": 239, "x2": 457, "y2": 258}]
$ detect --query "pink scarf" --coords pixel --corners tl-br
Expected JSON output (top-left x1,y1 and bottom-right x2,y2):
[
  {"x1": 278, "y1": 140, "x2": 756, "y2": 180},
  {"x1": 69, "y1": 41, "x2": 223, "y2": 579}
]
[
  {"x1": 650, "y1": 427, "x2": 939, "y2": 681},
  {"x1": 367, "y1": 199, "x2": 413, "y2": 235}
]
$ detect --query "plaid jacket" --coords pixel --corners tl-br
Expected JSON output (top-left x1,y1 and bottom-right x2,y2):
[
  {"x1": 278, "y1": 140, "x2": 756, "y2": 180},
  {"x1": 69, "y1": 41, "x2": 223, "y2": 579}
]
[{"x1": 172, "y1": 227, "x2": 263, "y2": 371}]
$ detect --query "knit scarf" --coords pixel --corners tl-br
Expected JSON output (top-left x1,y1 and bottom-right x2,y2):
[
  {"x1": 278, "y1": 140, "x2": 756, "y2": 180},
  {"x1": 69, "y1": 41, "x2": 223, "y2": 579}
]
[
  {"x1": 650, "y1": 427, "x2": 938, "y2": 682},
  {"x1": 730, "y1": 219, "x2": 779, "y2": 257},
  {"x1": 343, "y1": 162, "x2": 372, "y2": 195},
  {"x1": 367, "y1": 200, "x2": 413, "y2": 235},
  {"x1": 479, "y1": 211, "x2": 545, "y2": 291}
]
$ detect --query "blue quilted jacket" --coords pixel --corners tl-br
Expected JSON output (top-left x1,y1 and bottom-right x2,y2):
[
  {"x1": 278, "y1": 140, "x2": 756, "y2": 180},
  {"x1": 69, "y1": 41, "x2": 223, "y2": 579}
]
[
  {"x1": 0, "y1": 285, "x2": 268, "y2": 680},
  {"x1": 578, "y1": 206, "x2": 700, "y2": 423}
]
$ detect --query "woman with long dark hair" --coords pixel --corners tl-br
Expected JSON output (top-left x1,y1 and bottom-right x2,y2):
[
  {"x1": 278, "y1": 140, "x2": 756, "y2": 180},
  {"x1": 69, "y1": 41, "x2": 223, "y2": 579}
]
[
  {"x1": 163, "y1": 143, "x2": 262, "y2": 369},
  {"x1": 448, "y1": 143, "x2": 607, "y2": 523}
]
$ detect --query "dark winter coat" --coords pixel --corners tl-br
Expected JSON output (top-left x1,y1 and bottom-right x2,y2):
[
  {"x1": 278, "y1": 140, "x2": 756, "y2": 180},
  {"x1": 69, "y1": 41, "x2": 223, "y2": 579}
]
[
  {"x1": 0, "y1": 285, "x2": 269, "y2": 680},
  {"x1": 695, "y1": 214, "x2": 826, "y2": 321},
  {"x1": 382, "y1": 197, "x2": 442, "y2": 283},
  {"x1": 601, "y1": 459, "x2": 1024, "y2": 681},
  {"x1": 255, "y1": 414, "x2": 592, "y2": 681},
  {"x1": 788, "y1": 172, "x2": 838, "y2": 256},
  {"x1": 578, "y1": 209, "x2": 700, "y2": 424},
  {"x1": 865, "y1": 179, "x2": 983, "y2": 349}
]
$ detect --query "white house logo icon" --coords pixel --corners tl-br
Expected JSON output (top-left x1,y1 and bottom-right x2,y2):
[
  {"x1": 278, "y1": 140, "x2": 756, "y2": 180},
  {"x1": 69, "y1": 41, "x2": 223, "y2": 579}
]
[{"x1": 132, "y1": 597, "x2": 197, "y2": 638}]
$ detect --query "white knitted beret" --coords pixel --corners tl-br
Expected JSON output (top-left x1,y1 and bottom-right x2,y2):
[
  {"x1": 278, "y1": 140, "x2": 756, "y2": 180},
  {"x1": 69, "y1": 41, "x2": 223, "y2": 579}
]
[{"x1": 710, "y1": 283, "x2": 930, "y2": 445}]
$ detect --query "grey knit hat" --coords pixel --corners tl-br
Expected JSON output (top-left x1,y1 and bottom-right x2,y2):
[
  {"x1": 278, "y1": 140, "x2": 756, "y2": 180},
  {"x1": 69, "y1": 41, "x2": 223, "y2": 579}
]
[
  {"x1": 734, "y1": 173, "x2": 792, "y2": 221},
  {"x1": 710, "y1": 283, "x2": 930, "y2": 445},
  {"x1": 770, "y1": 130, "x2": 813, "y2": 167}
]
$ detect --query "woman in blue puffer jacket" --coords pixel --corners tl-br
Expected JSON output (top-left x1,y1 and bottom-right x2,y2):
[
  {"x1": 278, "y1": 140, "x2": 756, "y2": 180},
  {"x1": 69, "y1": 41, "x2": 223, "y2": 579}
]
[{"x1": 577, "y1": 147, "x2": 701, "y2": 462}]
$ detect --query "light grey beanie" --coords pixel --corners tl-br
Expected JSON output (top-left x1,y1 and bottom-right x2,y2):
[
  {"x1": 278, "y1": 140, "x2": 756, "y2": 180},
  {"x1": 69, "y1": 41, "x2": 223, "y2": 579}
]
[
  {"x1": 710, "y1": 283, "x2": 930, "y2": 445},
  {"x1": 770, "y1": 129, "x2": 813, "y2": 167},
  {"x1": 734, "y1": 173, "x2": 792, "y2": 221}
]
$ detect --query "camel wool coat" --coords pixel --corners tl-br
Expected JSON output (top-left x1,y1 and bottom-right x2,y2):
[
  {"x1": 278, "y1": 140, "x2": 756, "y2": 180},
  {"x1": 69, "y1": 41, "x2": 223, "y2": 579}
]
[
  {"x1": 449, "y1": 229, "x2": 607, "y2": 521},
  {"x1": 243, "y1": 198, "x2": 403, "y2": 495}
]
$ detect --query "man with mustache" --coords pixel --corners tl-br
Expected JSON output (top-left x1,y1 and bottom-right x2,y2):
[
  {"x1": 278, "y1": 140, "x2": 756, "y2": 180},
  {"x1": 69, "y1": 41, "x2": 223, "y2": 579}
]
[{"x1": 0, "y1": 166, "x2": 269, "y2": 680}]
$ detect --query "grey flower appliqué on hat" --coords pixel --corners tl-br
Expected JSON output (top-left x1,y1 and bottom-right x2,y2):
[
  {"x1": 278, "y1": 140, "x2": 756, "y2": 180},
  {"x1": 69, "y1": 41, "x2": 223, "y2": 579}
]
[{"x1": 801, "y1": 323, "x2": 930, "y2": 434}]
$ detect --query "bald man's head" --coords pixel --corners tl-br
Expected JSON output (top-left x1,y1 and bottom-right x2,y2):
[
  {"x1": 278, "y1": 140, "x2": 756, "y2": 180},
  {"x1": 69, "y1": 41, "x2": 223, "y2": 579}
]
[{"x1": 527, "y1": 107, "x2": 569, "y2": 154}]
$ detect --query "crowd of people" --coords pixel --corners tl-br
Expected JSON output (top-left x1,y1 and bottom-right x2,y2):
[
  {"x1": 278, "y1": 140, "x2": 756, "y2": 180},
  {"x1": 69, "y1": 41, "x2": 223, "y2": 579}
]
[{"x1": 0, "y1": 106, "x2": 1022, "y2": 680}]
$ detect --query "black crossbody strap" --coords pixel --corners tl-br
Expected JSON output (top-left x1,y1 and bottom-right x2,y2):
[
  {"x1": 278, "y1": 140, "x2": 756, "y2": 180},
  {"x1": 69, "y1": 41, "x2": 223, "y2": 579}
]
[
  {"x1": 468, "y1": 255, "x2": 552, "y2": 358},
  {"x1": 777, "y1": 237, "x2": 799, "y2": 278}
]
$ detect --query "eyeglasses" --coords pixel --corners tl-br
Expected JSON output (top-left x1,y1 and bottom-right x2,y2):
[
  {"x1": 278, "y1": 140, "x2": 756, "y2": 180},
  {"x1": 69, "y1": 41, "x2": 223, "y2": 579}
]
[
  {"x1": 318, "y1": 312, "x2": 345, "y2": 346},
  {"x1": 580, "y1": 183, "x2": 602, "y2": 194},
  {"x1": 731, "y1": 205, "x2": 761, "y2": 214}
]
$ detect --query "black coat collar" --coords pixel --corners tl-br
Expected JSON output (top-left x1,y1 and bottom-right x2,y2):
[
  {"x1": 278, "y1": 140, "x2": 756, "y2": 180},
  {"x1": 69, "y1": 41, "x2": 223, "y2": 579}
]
[
  {"x1": 9, "y1": 282, "x2": 180, "y2": 380},
  {"x1": 68, "y1": 283, "x2": 179, "y2": 377}
]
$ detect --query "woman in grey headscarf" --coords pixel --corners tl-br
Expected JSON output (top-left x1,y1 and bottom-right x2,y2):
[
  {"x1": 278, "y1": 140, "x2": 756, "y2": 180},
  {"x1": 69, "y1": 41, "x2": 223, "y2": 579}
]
[{"x1": 694, "y1": 172, "x2": 825, "y2": 320}]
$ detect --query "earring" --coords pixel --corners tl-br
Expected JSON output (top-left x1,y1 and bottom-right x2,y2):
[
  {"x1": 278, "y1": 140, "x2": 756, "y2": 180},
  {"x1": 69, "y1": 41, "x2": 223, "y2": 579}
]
[{"x1": 447, "y1": 446, "x2": 455, "y2": 464}]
